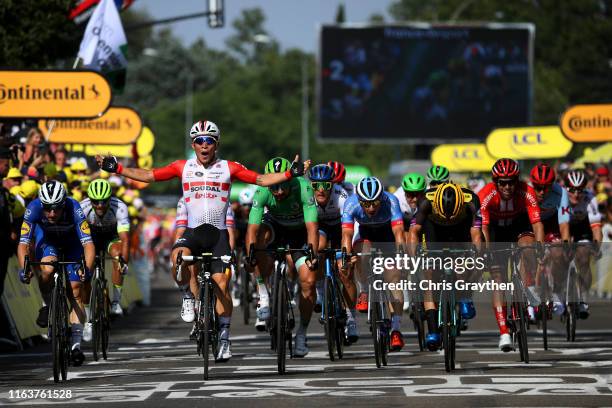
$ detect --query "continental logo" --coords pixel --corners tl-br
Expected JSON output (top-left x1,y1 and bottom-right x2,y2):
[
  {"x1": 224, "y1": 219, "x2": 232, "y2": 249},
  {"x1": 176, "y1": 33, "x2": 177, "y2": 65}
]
[
  {"x1": 567, "y1": 115, "x2": 612, "y2": 132},
  {"x1": 80, "y1": 221, "x2": 91, "y2": 235},
  {"x1": 0, "y1": 84, "x2": 98, "y2": 104},
  {"x1": 42, "y1": 118, "x2": 128, "y2": 131}
]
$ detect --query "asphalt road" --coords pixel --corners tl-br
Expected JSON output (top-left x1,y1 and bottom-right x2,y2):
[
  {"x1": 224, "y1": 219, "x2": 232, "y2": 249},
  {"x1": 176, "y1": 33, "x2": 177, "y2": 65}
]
[{"x1": 1, "y1": 285, "x2": 611, "y2": 407}]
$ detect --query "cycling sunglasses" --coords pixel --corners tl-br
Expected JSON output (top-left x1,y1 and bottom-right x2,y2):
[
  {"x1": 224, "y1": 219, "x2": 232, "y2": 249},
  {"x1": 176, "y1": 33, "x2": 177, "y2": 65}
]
[
  {"x1": 270, "y1": 182, "x2": 290, "y2": 192},
  {"x1": 42, "y1": 204, "x2": 64, "y2": 212},
  {"x1": 91, "y1": 198, "x2": 110, "y2": 206},
  {"x1": 192, "y1": 136, "x2": 217, "y2": 146},
  {"x1": 359, "y1": 199, "x2": 381, "y2": 209},
  {"x1": 496, "y1": 179, "x2": 517, "y2": 187},
  {"x1": 568, "y1": 187, "x2": 583, "y2": 194},
  {"x1": 533, "y1": 184, "x2": 550, "y2": 192},
  {"x1": 311, "y1": 181, "x2": 332, "y2": 191},
  {"x1": 405, "y1": 191, "x2": 422, "y2": 198}
]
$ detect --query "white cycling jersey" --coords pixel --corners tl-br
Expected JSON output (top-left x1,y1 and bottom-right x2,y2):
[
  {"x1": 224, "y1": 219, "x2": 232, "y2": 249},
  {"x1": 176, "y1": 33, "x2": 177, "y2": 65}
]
[
  {"x1": 175, "y1": 197, "x2": 235, "y2": 229},
  {"x1": 80, "y1": 197, "x2": 130, "y2": 235},
  {"x1": 316, "y1": 184, "x2": 349, "y2": 226},
  {"x1": 393, "y1": 188, "x2": 418, "y2": 219}
]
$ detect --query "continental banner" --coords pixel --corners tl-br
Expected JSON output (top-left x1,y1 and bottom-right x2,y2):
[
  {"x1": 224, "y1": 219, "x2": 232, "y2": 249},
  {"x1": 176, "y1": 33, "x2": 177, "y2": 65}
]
[
  {"x1": 560, "y1": 104, "x2": 612, "y2": 142},
  {"x1": 0, "y1": 70, "x2": 112, "y2": 118},
  {"x1": 431, "y1": 144, "x2": 496, "y2": 172},
  {"x1": 40, "y1": 106, "x2": 142, "y2": 145},
  {"x1": 486, "y1": 126, "x2": 573, "y2": 159}
]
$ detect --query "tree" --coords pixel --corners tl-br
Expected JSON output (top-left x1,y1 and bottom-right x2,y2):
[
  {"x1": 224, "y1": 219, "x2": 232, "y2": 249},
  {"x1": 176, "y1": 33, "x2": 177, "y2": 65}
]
[
  {"x1": 335, "y1": 3, "x2": 346, "y2": 23},
  {"x1": 225, "y1": 8, "x2": 279, "y2": 63},
  {"x1": 0, "y1": 0, "x2": 81, "y2": 68}
]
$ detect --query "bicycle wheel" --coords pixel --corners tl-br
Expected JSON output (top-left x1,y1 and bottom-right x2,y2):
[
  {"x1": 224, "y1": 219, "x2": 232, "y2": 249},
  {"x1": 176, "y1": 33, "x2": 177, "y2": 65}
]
[
  {"x1": 101, "y1": 285, "x2": 110, "y2": 360},
  {"x1": 370, "y1": 301, "x2": 382, "y2": 368},
  {"x1": 51, "y1": 281, "x2": 61, "y2": 383},
  {"x1": 333, "y1": 279, "x2": 345, "y2": 360},
  {"x1": 90, "y1": 278, "x2": 101, "y2": 362},
  {"x1": 413, "y1": 302, "x2": 426, "y2": 352},
  {"x1": 566, "y1": 272, "x2": 578, "y2": 342},
  {"x1": 270, "y1": 267, "x2": 280, "y2": 351},
  {"x1": 276, "y1": 277, "x2": 288, "y2": 374},
  {"x1": 441, "y1": 293, "x2": 452, "y2": 372},
  {"x1": 241, "y1": 263, "x2": 250, "y2": 325},
  {"x1": 379, "y1": 307, "x2": 388, "y2": 367},
  {"x1": 324, "y1": 277, "x2": 336, "y2": 361},
  {"x1": 540, "y1": 273, "x2": 549, "y2": 350},
  {"x1": 202, "y1": 279, "x2": 211, "y2": 380},
  {"x1": 61, "y1": 294, "x2": 69, "y2": 381}
]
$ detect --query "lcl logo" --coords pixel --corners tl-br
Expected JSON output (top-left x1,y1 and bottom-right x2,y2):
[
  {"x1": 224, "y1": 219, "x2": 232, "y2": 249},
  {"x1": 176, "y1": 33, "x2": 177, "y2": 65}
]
[
  {"x1": 453, "y1": 149, "x2": 481, "y2": 159},
  {"x1": 512, "y1": 132, "x2": 546, "y2": 145}
]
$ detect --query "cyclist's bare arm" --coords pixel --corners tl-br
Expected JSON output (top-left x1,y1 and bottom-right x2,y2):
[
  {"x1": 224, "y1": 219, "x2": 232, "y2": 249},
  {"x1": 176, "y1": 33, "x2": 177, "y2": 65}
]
[
  {"x1": 392, "y1": 224, "x2": 405, "y2": 251},
  {"x1": 17, "y1": 242, "x2": 30, "y2": 270},
  {"x1": 560, "y1": 222, "x2": 570, "y2": 242},
  {"x1": 592, "y1": 224, "x2": 603, "y2": 243},
  {"x1": 83, "y1": 241, "x2": 95, "y2": 272},
  {"x1": 408, "y1": 225, "x2": 421, "y2": 256},
  {"x1": 119, "y1": 231, "x2": 130, "y2": 263},
  {"x1": 470, "y1": 227, "x2": 482, "y2": 251},
  {"x1": 245, "y1": 223, "x2": 260, "y2": 256},
  {"x1": 532, "y1": 221, "x2": 545, "y2": 242}
]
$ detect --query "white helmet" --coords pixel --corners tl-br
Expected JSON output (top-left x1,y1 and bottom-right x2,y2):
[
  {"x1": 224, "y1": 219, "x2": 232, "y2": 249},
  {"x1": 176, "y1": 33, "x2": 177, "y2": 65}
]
[
  {"x1": 38, "y1": 180, "x2": 66, "y2": 207},
  {"x1": 238, "y1": 187, "x2": 255, "y2": 206},
  {"x1": 190, "y1": 120, "x2": 220, "y2": 140}
]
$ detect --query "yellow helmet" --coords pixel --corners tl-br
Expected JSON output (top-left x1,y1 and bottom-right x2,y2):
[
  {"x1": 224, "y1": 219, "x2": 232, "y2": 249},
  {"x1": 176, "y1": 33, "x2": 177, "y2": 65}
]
[
  {"x1": 4, "y1": 167, "x2": 23, "y2": 180},
  {"x1": 70, "y1": 160, "x2": 88, "y2": 172},
  {"x1": 429, "y1": 182, "x2": 467, "y2": 221}
]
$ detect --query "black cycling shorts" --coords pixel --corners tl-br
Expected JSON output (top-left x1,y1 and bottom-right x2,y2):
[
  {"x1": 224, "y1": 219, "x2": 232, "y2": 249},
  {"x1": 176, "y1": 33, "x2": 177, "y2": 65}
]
[
  {"x1": 489, "y1": 213, "x2": 533, "y2": 243},
  {"x1": 570, "y1": 220, "x2": 593, "y2": 242},
  {"x1": 319, "y1": 222, "x2": 342, "y2": 249},
  {"x1": 262, "y1": 214, "x2": 308, "y2": 263},
  {"x1": 173, "y1": 223, "x2": 231, "y2": 273},
  {"x1": 421, "y1": 217, "x2": 474, "y2": 243},
  {"x1": 91, "y1": 231, "x2": 120, "y2": 253},
  {"x1": 356, "y1": 223, "x2": 395, "y2": 243}
]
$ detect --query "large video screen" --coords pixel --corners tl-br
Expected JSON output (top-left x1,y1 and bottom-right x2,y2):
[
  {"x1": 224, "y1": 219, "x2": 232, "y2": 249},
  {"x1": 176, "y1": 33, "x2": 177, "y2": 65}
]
[{"x1": 318, "y1": 24, "x2": 533, "y2": 143}]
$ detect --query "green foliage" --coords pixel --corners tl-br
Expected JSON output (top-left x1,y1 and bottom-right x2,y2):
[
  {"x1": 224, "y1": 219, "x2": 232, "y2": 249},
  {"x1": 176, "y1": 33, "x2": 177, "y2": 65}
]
[
  {"x1": 335, "y1": 3, "x2": 346, "y2": 23},
  {"x1": 0, "y1": 0, "x2": 81, "y2": 67}
]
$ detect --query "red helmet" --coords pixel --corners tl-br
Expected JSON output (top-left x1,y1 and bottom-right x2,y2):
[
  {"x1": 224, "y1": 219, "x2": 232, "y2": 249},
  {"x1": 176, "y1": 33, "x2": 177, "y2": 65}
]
[
  {"x1": 530, "y1": 163, "x2": 555, "y2": 185},
  {"x1": 327, "y1": 161, "x2": 346, "y2": 183},
  {"x1": 492, "y1": 158, "x2": 520, "y2": 180}
]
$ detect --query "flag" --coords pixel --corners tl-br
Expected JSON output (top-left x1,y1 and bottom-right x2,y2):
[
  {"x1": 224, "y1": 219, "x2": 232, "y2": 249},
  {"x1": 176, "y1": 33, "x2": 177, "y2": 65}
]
[
  {"x1": 78, "y1": 0, "x2": 128, "y2": 91},
  {"x1": 70, "y1": 0, "x2": 135, "y2": 25}
]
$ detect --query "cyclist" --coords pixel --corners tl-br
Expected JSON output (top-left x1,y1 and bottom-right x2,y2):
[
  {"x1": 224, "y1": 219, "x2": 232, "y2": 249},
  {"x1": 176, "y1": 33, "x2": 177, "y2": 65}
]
[
  {"x1": 394, "y1": 172, "x2": 427, "y2": 241},
  {"x1": 408, "y1": 182, "x2": 482, "y2": 351},
  {"x1": 17, "y1": 180, "x2": 95, "y2": 366},
  {"x1": 426, "y1": 165, "x2": 450, "y2": 188},
  {"x1": 96, "y1": 120, "x2": 308, "y2": 362},
  {"x1": 478, "y1": 158, "x2": 544, "y2": 352},
  {"x1": 565, "y1": 170, "x2": 603, "y2": 318},
  {"x1": 528, "y1": 164, "x2": 571, "y2": 318},
  {"x1": 309, "y1": 164, "x2": 357, "y2": 343},
  {"x1": 246, "y1": 157, "x2": 319, "y2": 357},
  {"x1": 328, "y1": 161, "x2": 354, "y2": 195},
  {"x1": 342, "y1": 176, "x2": 406, "y2": 351},
  {"x1": 81, "y1": 179, "x2": 131, "y2": 318}
]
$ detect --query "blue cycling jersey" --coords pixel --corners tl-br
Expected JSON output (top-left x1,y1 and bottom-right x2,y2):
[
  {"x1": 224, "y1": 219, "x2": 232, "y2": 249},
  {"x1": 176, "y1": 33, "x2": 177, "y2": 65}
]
[
  {"x1": 341, "y1": 191, "x2": 404, "y2": 228},
  {"x1": 20, "y1": 197, "x2": 93, "y2": 246},
  {"x1": 538, "y1": 183, "x2": 570, "y2": 224}
]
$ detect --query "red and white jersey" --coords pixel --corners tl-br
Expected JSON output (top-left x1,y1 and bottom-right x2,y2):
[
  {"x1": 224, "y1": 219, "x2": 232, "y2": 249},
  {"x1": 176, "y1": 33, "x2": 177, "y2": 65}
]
[
  {"x1": 154, "y1": 158, "x2": 258, "y2": 229},
  {"x1": 175, "y1": 197, "x2": 236, "y2": 229},
  {"x1": 478, "y1": 181, "x2": 541, "y2": 227}
]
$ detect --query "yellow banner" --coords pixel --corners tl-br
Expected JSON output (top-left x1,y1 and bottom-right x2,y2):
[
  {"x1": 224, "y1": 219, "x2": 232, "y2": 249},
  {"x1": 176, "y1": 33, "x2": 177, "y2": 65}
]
[
  {"x1": 40, "y1": 106, "x2": 142, "y2": 145},
  {"x1": 63, "y1": 126, "x2": 155, "y2": 158},
  {"x1": 0, "y1": 70, "x2": 111, "y2": 118},
  {"x1": 431, "y1": 144, "x2": 496, "y2": 172},
  {"x1": 560, "y1": 104, "x2": 612, "y2": 142},
  {"x1": 486, "y1": 126, "x2": 572, "y2": 159}
]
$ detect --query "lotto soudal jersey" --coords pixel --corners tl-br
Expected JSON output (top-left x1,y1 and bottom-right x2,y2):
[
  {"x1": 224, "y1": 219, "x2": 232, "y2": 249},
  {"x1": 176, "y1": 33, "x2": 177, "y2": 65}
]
[
  {"x1": 174, "y1": 197, "x2": 235, "y2": 229},
  {"x1": 478, "y1": 181, "x2": 541, "y2": 226},
  {"x1": 152, "y1": 158, "x2": 258, "y2": 229},
  {"x1": 80, "y1": 197, "x2": 130, "y2": 236},
  {"x1": 569, "y1": 190, "x2": 602, "y2": 227},
  {"x1": 316, "y1": 184, "x2": 349, "y2": 226},
  {"x1": 20, "y1": 197, "x2": 92, "y2": 246},
  {"x1": 248, "y1": 177, "x2": 318, "y2": 228}
]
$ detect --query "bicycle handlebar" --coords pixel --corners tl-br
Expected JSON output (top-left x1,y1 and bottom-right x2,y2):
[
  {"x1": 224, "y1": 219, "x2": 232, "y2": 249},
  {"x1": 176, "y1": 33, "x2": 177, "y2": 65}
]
[{"x1": 246, "y1": 243, "x2": 314, "y2": 267}]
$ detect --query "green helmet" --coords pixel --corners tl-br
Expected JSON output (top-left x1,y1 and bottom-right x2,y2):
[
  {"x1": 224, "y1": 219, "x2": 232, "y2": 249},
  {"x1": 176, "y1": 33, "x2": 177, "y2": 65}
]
[
  {"x1": 427, "y1": 165, "x2": 450, "y2": 184},
  {"x1": 264, "y1": 157, "x2": 291, "y2": 174},
  {"x1": 87, "y1": 179, "x2": 112, "y2": 201},
  {"x1": 401, "y1": 173, "x2": 426, "y2": 192}
]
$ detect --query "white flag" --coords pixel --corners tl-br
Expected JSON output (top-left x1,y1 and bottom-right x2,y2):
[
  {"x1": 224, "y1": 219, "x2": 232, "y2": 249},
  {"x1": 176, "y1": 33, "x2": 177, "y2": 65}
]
[{"x1": 78, "y1": 0, "x2": 128, "y2": 88}]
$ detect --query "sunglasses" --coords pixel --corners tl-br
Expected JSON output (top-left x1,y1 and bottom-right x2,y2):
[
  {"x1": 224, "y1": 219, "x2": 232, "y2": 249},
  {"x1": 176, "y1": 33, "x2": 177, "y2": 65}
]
[
  {"x1": 359, "y1": 199, "x2": 381, "y2": 208},
  {"x1": 568, "y1": 187, "x2": 583, "y2": 194},
  {"x1": 312, "y1": 181, "x2": 332, "y2": 191},
  {"x1": 192, "y1": 136, "x2": 217, "y2": 146},
  {"x1": 270, "y1": 182, "x2": 290, "y2": 192},
  {"x1": 42, "y1": 204, "x2": 63, "y2": 212},
  {"x1": 533, "y1": 184, "x2": 550, "y2": 192},
  {"x1": 496, "y1": 179, "x2": 516, "y2": 187},
  {"x1": 405, "y1": 191, "x2": 422, "y2": 198},
  {"x1": 92, "y1": 198, "x2": 110, "y2": 206}
]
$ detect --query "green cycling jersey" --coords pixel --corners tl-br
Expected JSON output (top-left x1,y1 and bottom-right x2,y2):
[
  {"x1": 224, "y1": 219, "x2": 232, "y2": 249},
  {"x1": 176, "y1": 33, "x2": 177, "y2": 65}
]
[{"x1": 248, "y1": 177, "x2": 318, "y2": 228}]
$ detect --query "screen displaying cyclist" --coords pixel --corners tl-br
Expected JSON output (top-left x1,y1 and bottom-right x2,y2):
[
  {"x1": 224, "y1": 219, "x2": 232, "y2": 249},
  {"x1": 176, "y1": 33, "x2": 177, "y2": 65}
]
[
  {"x1": 478, "y1": 158, "x2": 544, "y2": 352},
  {"x1": 246, "y1": 157, "x2": 319, "y2": 357},
  {"x1": 341, "y1": 176, "x2": 406, "y2": 351},
  {"x1": 565, "y1": 170, "x2": 603, "y2": 319},
  {"x1": 81, "y1": 179, "x2": 131, "y2": 318},
  {"x1": 96, "y1": 120, "x2": 308, "y2": 363},
  {"x1": 17, "y1": 180, "x2": 95, "y2": 366},
  {"x1": 409, "y1": 182, "x2": 483, "y2": 351}
]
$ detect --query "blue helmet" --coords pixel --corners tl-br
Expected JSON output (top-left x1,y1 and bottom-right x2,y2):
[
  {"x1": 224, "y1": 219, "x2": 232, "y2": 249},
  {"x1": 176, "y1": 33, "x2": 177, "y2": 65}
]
[
  {"x1": 356, "y1": 177, "x2": 383, "y2": 201},
  {"x1": 308, "y1": 164, "x2": 334, "y2": 182}
]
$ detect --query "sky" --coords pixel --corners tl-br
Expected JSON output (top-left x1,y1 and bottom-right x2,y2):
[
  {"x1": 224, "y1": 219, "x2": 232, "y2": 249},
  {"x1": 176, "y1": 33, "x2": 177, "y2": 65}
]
[{"x1": 130, "y1": 0, "x2": 395, "y2": 52}]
